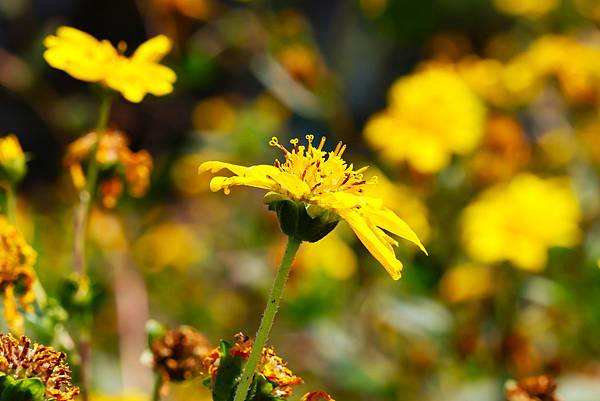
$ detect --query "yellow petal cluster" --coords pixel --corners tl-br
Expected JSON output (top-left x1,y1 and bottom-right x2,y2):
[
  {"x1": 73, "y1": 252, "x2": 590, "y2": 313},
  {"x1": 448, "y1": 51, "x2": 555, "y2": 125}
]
[
  {"x1": 199, "y1": 135, "x2": 426, "y2": 280},
  {"x1": 364, "y1": 64, "x2": 485, "y2": 173},
  {"x1": 0, "y1": 216, "x2": 37, "y2": 335},
  {"x1": 43, "y1": 26, "x2": 176, "y2": 103},
  {"x1": 461, "y1": 174, "x2": 581, "y2": 271}
]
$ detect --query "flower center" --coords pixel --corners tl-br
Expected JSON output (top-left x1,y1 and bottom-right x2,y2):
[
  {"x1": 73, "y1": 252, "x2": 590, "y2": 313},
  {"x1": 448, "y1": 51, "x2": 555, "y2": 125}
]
[{"x1": 269, "y1": 135, "x2": 375, "y2": 198}]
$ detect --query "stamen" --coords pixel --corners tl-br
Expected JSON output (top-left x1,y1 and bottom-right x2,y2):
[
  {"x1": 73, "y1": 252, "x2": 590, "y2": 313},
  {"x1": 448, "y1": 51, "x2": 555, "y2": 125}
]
[
  {"x1": 305, "y1": 134, "x2": 314, "y2": 147},
  {"x1": 340, "y1": 173, "x2": 351, "y2": 186},
  {"x1": 334, "y1": 141, "x2": 342, "y2": 155},
  {"x1": 317, "y1": 136, "x2": 326, "y2": 150},
  {"x1": 269, "y1": 137, "x2": 289, "y2": 154}
]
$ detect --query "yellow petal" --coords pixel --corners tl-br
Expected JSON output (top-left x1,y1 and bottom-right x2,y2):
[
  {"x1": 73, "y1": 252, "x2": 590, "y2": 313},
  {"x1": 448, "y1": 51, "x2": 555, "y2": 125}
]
[
  {"x1": 198, "y1": 161, "x2": 250, "y2": 176},
  {"x1": 132, "y1": 35, "x2": 173, "y2": 63},
  {"x1": 364, "y1": 207, "x2": 428, "y2": 254},
  {"x1": 338, "y1": 209, "x2": 403, "y2": 280},
  {"x1": 269, "y1": 172, "x2": 311, "y2": 199},
  {"x1": 209, "y1": 176, "x2": 276, "y2": 193}
]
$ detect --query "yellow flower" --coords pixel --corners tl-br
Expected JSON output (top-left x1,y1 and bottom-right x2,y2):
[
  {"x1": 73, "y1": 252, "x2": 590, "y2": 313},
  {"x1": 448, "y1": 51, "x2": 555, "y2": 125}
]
[
  {"x1": 493, "y1": 0, "x2": 559, "y2": 18},
  {"x1": 199, "y1": 135, "x2": 426, "y2": 280},
  {"x1": 43, "y1": 26, "x2": 176, "y2": 103},
  {"x1": 439, "y1": 263, "x2": 495, "y2": 303},
  {"x1": 364, "y1": 64, "x2": 485, "y2": 173},
  {"x1": 461, "y1": 174, "x2": 581, "y2": 271},
  {"x1": 0, "y1": 334, "x2": 79, "y2": 401},
  {"x1": 0, "y1": 216, "x2": 37, "y2": 335},
  {"x1": 0, "y1": 134, "x2": 26, "y2": 183}
]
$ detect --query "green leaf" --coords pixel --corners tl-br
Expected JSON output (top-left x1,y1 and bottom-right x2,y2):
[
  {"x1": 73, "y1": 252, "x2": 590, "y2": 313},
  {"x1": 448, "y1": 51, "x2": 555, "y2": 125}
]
[
  {"x1": 212, "y1": 340, "x2": 242, "y2": 401},
  {"x1": 0, "y1": 377, "x2": 45, "y2": 401}
]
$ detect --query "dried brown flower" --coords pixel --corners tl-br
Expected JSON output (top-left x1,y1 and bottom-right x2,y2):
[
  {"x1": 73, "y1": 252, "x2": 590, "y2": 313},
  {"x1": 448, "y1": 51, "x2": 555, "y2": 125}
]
[
  {"x1": 0, "y1": 333, "x2": 79, "y2": 401},
  {"x1": 505, "y1": 375, "x2": 560, "y2": 401},
  {"x1": 301, "y1": 391, "x2": 336, "y2": 401},
  {"x1": 151, "y1": 326, "x2": 212, "y2": 396}
]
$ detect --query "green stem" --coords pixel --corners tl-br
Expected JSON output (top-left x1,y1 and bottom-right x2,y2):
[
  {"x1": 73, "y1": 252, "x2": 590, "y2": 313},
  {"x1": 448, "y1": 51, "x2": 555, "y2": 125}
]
[
  {"x1": 233, "y1": 236, "x2": 301, "y2": 401},
  {"x1": 152, "y1": 374, "x2": 163, "y2": 401},
  {"x1": 4, "y1": 184, "x2": 16, "y2": 225},
  {"x1": 74, "y1": 94, "x2": 112, "y2": 401}
]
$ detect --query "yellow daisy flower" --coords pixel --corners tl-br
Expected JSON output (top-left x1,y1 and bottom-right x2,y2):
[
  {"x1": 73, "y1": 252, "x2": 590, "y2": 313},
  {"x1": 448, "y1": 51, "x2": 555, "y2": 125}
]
[
  {"x1": 199, "y1": 135, "x2": 426, "y2": 280},
  {"x1": 43, "y1": 26, "x2": 176, "y2": 103}
]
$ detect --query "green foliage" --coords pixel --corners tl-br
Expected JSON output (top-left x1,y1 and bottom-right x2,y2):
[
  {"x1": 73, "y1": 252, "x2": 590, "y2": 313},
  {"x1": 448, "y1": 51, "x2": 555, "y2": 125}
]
[{"x1": 0, "y1": 375, "x2": 45, "y2": 401}]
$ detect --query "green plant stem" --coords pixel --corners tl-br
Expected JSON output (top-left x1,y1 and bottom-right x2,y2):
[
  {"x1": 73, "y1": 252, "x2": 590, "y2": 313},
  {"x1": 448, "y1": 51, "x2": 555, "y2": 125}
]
[
  {"x1": 74, "y1": 94, "x2": 112, "y2": 401},
  {"x1": 4, "y1": 183, "x2": 16, "y2": 225},
  {"x1": 151, "y1": 374, "x2": 163, "y2": 401},
  {"x1": 233, "y1": 236, "x2": 301, "y2": 401}
]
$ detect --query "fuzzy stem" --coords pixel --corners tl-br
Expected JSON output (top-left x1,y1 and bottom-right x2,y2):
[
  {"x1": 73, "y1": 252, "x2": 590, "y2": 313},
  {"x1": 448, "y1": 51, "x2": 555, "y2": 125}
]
[
  {"x1": 232, "y1": 236, "x2": 301, "y2": 401},
  {"x1": 4, "y1": 184, "x2": 16, "y2": 225},
  {"x1": 152, "y1": 374, "x2": 163, "y2": 401}
]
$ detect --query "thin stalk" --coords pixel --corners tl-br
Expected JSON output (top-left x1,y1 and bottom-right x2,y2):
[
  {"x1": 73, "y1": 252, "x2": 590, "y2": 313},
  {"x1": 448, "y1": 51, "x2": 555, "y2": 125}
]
[
  {"x1": 4, "y1": 184, "x2": 16, "y2": 225},
  {"x1": 233, "y1": 236, "x2": 301, "y2": 401},
  {"x1": 151, "y1": 374, "x2": 163, "y2": 401},
  {"x1": 74, "y1": 94, "x2": 112, "y2": 401}
]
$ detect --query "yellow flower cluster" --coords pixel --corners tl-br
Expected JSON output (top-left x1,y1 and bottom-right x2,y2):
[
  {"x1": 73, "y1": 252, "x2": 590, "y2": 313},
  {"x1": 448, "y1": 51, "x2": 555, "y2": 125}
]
[
  {"x1": 364, "y1": 64, "x2": 486, "y2": 173},
  {"x1": 493, "y1": 0, "x2": 559, "y2": 18},
  {"x1": 43, "y1": 26, "x2": 176, "y2": 103},
  {"x1": 461, "y1": 174, "x2": 581, "y2": 271},
  {"x1": 460, "y1": 35, "x2": 600, "y2": 106},
  {"x1": 65, "y1": 129, "x2": 153, "y2": 208},
  {"x1": 199, "y1": 135, "x2": 426, "y2": 280},
  {"x1": 0, "y1": 334, "x2": 79, "y2": 401},
  {"x1": 0, "y1": 216, "x2": 37, "y2": 335}
]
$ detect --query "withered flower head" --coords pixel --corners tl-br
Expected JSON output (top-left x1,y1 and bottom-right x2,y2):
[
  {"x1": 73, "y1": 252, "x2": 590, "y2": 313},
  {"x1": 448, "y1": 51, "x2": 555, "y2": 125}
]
[
  {"x1": 505, "y1": 375, "x2": 560, "y2": 401},
  {"x1": 301, "y1": 391, "x2": 336, "y2": 401},
  {"x1": 64, "y1": 129, "x2": 153, "y2": 208},
  {"x1": 203, "y1": 333, "x2": 303, "y2": 399},
  {"x1": 0, "y1": 217, "x2": 37, "y2": 336},
  {"x1": 151, "y1": 326, "x2": 212, "y2": 395},
  {"x1": 0, "y1": 333, "x2": 79, "y2": 401}
]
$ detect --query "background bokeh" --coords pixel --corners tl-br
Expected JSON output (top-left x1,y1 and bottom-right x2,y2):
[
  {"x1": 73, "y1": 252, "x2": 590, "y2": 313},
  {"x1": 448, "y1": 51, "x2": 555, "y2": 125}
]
[{"x1": 2, "y1": 0, "x2": 600, "y2": 400}]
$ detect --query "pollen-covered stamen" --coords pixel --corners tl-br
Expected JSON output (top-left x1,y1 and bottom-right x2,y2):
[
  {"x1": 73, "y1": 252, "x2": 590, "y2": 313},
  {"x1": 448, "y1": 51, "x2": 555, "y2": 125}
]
[{"x1": 269, "y1": 137, "x2": 289, "y2": 154}]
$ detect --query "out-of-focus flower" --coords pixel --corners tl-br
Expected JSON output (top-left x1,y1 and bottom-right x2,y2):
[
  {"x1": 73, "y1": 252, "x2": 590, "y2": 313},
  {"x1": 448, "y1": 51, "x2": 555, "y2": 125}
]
[
  {"x1": 88, "y1": 209, "x2": 128, "y2": 251},
  {"x1": 277, "y1": 44, "x2": 325, "y2": 88},
  {"x1": 0, "y1": 333, "x2": 80, "y2": 401},
  {"x1": 0, "y1": 134, "x2": 26, "y2": 184},
  {"x1": 439, "y1": 263, "x2": 495, "y2": 303},
  {"x1": 301, "y1": 391, "x2": 336, "y2": 401},
  {"x1": 537, "y1": 129, "x2": 579, "y2": 167},
  {"x1": 294, "y1": 230, "x2": 358, "y2": 280},
  {"x1": 134, "y1": 222, "x2": 205, "y2": 272},
  {"x1": 154, "y1": 0, "x2": 216, "y2": 20},
  {"x1": 469, "y1": 114, "x2": 530, "y2": 183},
  {"x1": 505, "y1": 375, "x2": 560, "y2": 401},
  {"x1": 199, "y1": 135, "x2": 426, "y2": 280},
  {"x1": 203, "y1": 333, "x2": 303, "y2": 399},
  {"x1": 151, "y1": 326, "x2": 212, "y2": 396},
  {"x1": 364, "y1": 64, "x2": 485, "y2": 173},
  {"x1": 574, "y1": 0, "x2": 600, "y2": 21},
  {"x1": 579, "y1": 118, "x2": 600, "y2": 166},
  {"x1": 493, "y1": 0, "x2": 559, "y2": 18},
  {"x1": 462, "y1": 174, "x2": 581, "y2": 271},
  {"x1": 0, "y1": 216, "x2": 36, "y2": 335},
  {"x1": 91, "y1": 393, "x2": 146, "y2": 401},
  {"x1": 43, "y1": 26, "x2": 176, "y2": 102},
  {"x1": 64, "y1": 129, "x2": 153, "y2": 208},
  {"x1": 192, "y1": 96, "x2": 238, "y2": 135}
]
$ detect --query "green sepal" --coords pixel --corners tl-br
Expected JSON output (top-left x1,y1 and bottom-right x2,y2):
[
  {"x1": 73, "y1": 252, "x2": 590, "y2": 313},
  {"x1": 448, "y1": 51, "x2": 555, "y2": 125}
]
[
  {"x1": 266, "y1": 198, "x2": 340, "y2": 243},
  {"x1": 145, "y1": 319, "x2": 167, "y2": 348},
  {"x1": 212, "y1": 340, "x2": 242, "y2": 401},
  {"x1": 0, "y1": 375, "x2": 45, "y2": 401}
]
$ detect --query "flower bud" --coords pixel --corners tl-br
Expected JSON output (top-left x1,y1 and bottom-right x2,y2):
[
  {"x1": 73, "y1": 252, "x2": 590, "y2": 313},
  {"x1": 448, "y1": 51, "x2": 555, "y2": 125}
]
[{"x1": 0, "y1": 135, "x2": 26, "y2": 184}]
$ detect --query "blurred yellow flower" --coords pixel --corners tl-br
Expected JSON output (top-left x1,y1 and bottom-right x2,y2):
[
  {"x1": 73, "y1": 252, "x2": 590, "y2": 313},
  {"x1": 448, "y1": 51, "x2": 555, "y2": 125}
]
[
  {"x1": 439, "y1": 263, "x2": 495, "y2": 303},
  {"x1": 199, "y1": 135, "x2": 426, "y2": 280},
  {"x1": 193, "y1": 96, "x2": 238, "y2": 134},
  {"x1": 294, "y1": 231, "x2": 358, "y2": 280},
  {"x1": 364, "y1": 64, "x2": 485, "y2": 173},
  {"x1": 0, "y1": 134, "x2": 26, "y2": 184},
  {"x1": 43, "y1": 26, "x2": 176, "y2": 102},
  {"x1": 493, "y1": 0, "x2": 559, "y2": 18},
  {"x1": 537, "y1": 129, "x2": 578, "y2": 167},
  {"x1": 462, "y1": 174, "x2": 581, "y2": 271},
  {"x1": 0, "y1": 216, "x2": 37, "y2": 335},
  {"x1": 91, "y1": 393, "x2": 146, "y2": 401}
]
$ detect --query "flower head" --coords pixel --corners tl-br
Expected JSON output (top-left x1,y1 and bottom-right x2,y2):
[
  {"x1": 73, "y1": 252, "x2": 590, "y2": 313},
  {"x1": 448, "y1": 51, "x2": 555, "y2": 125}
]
[
  {"x1": 43, "y1": 26, "x2": 176, "y2": 103},
  {"x1": 0, "y1": 217, "x2": 37, "y2": 336},
  {"x1": 199, "y1": 135, "x2": 426, "y2": 280},
  {"x1": 0, "y1": 333, "x2": 79, "y2": 401},
  {"x1": 203, "y1": 333, "x2": 303, "y2": 399},
  {"x1": 301, "y1": 391, "x2": 336, "y2": 401},
  {"x1": 505, "y1": 375, "x2": 560, "y2": 401},
  {"x1": 364, "y1": 64, "x2": 485, "y2": 173},
  {"x1": 64, "y1": 129, "x2": 153, "y2": 208},
  {"x1": 462, "y1": 174, "x2": 581, "y2": 271},
  {"x1": 0, "y1": 135, "x2": 26, "y2": 184},
  {"x1": 151, "y1": 326, "x2": 212, "y2": 396}
]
